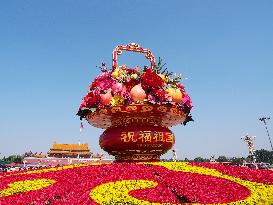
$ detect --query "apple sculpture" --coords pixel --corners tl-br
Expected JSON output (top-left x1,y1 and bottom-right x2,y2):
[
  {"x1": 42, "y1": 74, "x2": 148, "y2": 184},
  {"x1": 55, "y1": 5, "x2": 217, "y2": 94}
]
[
  {"x1": 77, "y1": 43, "x2": 193, "y2": 162},
  {"x1": 130, "y1": 84, "x2": 146, "y2": 102}
]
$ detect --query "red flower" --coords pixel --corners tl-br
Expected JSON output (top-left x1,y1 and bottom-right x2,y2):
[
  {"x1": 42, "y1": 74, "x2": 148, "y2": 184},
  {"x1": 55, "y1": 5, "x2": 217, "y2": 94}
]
[
  {"x1": 190, "y1": 162, "x2": 273, "y2": 184},
  {"x1": 153, "y1": 89, "x2": 167, "y2": 102},
  {"x1": 89, "y1": 80, "x2": 99, "y2": 91},
  {"x1": 2, "y1": 163, "x2": 269, "y2": 204},
  {"x1": 141, "y1": 68, "x2": 164, "y2": 89},
  {"x1": 181, "y1": 94, "x2": 193, "y2": 109},
  {"x1": 80, "y1": 92, "x2": 98, "y2": 108},
  {"x1": 177, "y1": 83, "x2": 185, "y2": 91},
  {"x1": 94, "y1": 70, "x2": 111, "y2": 81},
  {"x1": 124, "y1": 79, "x2": 138, "y2": 91},
  {"x1": 97, "y1": 78, "x2": 115, "y2": 90}
]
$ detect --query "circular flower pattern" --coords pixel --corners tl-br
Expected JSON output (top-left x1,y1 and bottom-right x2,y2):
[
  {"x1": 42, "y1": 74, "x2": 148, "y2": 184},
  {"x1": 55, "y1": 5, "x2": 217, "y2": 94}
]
[{"x1": 0, "y1": 162, "x2": 272, "y2": 204}]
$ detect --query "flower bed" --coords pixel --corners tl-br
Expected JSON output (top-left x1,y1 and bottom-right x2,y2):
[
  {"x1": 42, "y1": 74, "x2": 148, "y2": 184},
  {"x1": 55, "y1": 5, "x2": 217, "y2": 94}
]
[{"x1": 0, "y1": 162, "x2": 272, "y2": 204}]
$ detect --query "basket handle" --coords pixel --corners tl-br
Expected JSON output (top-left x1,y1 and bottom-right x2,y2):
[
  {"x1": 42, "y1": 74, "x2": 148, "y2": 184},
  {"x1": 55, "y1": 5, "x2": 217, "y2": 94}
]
[{"x1": 112, "y1": 43, "x2": 155, "y2": 70}]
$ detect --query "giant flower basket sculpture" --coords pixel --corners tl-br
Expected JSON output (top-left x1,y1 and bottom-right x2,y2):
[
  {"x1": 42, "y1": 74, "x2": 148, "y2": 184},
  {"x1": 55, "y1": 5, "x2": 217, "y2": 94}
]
[{"x1": 77, "y1": 43, "x2": 193, "y2": 162}]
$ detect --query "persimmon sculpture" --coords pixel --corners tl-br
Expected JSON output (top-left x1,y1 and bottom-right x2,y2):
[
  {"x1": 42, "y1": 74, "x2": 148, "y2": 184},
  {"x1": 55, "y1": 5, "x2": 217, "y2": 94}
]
[{"x1": 77, "y1": 43, "x2": 193, "y2": 161}]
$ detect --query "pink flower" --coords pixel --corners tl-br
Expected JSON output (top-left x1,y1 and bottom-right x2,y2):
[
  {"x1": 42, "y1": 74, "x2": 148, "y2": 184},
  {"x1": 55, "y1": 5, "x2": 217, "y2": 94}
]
[
  {"x1": 97, "y1": 78, "x2": 115, "y2": 90},
  {"x1": 148, "y1": 95, "x2": 155, "y2": 103},
  {"x1": 80, "y1": 91, "x2": 98, "y2": 108},
  {"x1": 94, "y1": 71, "x2": 111, "y2": 81},
  {"x1": 177, "y1": 83, "x2": 185, "y2": 90},
  {"x1": 182, "y1": 94, "x2": 193, "y2": 109}
]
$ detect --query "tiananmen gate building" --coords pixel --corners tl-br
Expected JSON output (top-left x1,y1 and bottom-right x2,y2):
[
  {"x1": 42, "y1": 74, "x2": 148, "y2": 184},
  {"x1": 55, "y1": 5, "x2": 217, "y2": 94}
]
[{"x1": 47, "y1": 143, "x2": 92, "y2": 158}]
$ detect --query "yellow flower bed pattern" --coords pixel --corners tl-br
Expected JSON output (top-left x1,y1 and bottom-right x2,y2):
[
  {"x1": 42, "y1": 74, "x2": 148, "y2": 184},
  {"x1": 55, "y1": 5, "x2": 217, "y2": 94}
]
[{"x1": 0, "y1": 162, "x2": 272, "y2": 204}]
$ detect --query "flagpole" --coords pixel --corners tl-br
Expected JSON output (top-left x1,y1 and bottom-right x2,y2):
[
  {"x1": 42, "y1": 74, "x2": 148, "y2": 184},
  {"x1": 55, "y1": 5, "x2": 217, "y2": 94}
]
[
  {"x1": 78, "y1": 122, "x2": 83, "y2": 159},
  {"x1": 78, "y1": 140, "x2": 80, "y2": 159}
]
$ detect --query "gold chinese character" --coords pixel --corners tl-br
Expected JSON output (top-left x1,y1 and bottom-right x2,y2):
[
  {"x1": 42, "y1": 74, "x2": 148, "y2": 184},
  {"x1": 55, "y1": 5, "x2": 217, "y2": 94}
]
[
  {"x1": 121, "y1": 132, "x2": 137, "y2": 142},
  {"x1": 153, "y1": 132, "x2": 164, "y2": 142},
  {"x1": 165, "y1": 132, "x2": 174, "y2": 143},
  {"x1": 138, "y1": 131, "x2": 152, "y2": 142}
]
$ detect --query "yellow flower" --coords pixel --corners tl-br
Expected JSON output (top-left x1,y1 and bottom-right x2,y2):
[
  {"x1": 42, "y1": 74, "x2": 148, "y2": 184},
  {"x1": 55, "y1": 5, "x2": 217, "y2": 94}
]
[
  {"x1": 0, "y1": 179, "x2": 55, "y2": 197},
  {"x1": 158, "y1": 73, "x2": 168, "y2": 83},
  {"x1": 90, "y1": 162, "x2": 273, "y2": 205},
  {"x1": 90, "y1": 180, "x2": 160, "y2": 205},
  {"x1": 111, "y1": 70, "x2": 119, "y2": 79},
  {"x1": 110, "y1": 95, "x2": 124, "y2": 106},
  {"x1": 152, "y1": 162, "x2": 273, "y2": 205},
  {"x1": 131, "y1": 73, "x2": 138, "y2": 79}
]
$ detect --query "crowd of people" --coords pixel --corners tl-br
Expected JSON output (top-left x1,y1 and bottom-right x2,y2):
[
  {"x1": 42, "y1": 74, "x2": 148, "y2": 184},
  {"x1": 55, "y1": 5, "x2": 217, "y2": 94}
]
[{"x1": 0, "y1": 163, "x2": 46, "y2": 173}]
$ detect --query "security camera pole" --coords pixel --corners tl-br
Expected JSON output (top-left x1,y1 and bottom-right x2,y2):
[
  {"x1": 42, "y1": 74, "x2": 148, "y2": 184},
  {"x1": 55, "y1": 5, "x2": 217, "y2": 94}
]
[{"x1": 259, "y1": 117, "x2": 273, "y2": 151}]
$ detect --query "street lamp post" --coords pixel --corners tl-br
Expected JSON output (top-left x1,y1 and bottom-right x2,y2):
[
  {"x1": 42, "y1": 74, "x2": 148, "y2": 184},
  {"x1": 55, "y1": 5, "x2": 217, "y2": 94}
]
[{"x1": 259, "y1": 117, "x2": 273, "y2": 151}]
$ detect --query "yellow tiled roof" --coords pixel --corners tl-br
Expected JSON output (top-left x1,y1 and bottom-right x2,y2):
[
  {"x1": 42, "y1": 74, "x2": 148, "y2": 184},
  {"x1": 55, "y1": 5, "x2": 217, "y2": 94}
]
[
  {"x1": 48, "y1": 151, "x2": 91, "y2": 155},
  {"x1": 51, "y1": 143, "x2": 90, "y2": 151}
]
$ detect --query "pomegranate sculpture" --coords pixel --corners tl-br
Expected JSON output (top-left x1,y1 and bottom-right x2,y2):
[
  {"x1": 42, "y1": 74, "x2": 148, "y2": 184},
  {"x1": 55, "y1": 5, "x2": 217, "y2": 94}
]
[{"x1": 77, "y1": 43, "x2": 193, "y2": 162}]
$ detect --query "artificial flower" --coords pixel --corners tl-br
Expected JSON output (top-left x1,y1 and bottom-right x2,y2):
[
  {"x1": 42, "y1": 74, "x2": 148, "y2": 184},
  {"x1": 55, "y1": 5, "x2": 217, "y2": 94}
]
[
  {"x1": 110, "y1": 95, "x2": 124, "y2": 106},
  {"x1": 78, "y1": 60, "x2": 193, "y2": 121},
  {"x1": 141, "y1": 68, "x2": 165, "y2": 89},
  {"x1": 97, "y1": 78, "x2": 115, "y2": 90},
  {"x1": 80, "y1": 91, "x2": 98, "y2": 109},
  {"x1": 158, "y1": 73, "x2": 168, "y2": 83},
  {"x1": 95, "y1": 70, "x2": 111, "y2": 81}
]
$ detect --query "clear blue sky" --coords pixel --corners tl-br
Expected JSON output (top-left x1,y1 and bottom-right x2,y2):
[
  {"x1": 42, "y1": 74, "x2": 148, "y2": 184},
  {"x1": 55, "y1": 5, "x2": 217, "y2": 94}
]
[{"x1": 1, "y1": 1, "x2": 273, "y2": 159}]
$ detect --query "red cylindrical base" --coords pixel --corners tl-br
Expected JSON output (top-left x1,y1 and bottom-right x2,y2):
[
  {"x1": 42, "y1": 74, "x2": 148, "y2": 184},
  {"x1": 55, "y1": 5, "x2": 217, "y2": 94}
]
[{"x1": 99, "y1": 125, "x2": 175, "y2": 162}]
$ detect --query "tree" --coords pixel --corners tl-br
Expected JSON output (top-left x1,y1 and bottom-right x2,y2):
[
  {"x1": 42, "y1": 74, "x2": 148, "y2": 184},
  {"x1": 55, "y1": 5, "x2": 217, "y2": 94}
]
[
  {"x1": 230, "y1": 157, "x2": 245, "y2": 165},
  {"x1": 5, "y1": 155, "x2": 23, "y2": 163},
  {"x1": 193, "y1": 157, "x2": 206, "y2": 162},
  {"x1": 184, "y1": 158, "x2": 190, "y2": 162},
  {"x1": 255, "y1": 149, "x2": 273, "y2": 164},
  {"x1": 217, "y1": 156, "x2": 228, "y2": 162}
]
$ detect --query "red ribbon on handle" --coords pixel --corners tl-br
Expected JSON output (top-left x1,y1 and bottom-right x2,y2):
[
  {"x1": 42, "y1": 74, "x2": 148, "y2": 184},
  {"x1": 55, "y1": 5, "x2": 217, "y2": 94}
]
[{"x1": 112, "y1": 43, "x2": 155, "y2": 70}]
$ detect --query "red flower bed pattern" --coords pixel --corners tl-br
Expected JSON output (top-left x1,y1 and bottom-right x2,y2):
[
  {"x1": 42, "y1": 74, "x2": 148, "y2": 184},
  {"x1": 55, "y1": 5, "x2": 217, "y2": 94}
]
[
  {"x1": 0, "y1": 162, "x2": 272, "y2": 204},
  {"x1": 190, "y1": 162, "x2": 273, "y2": 184}
]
